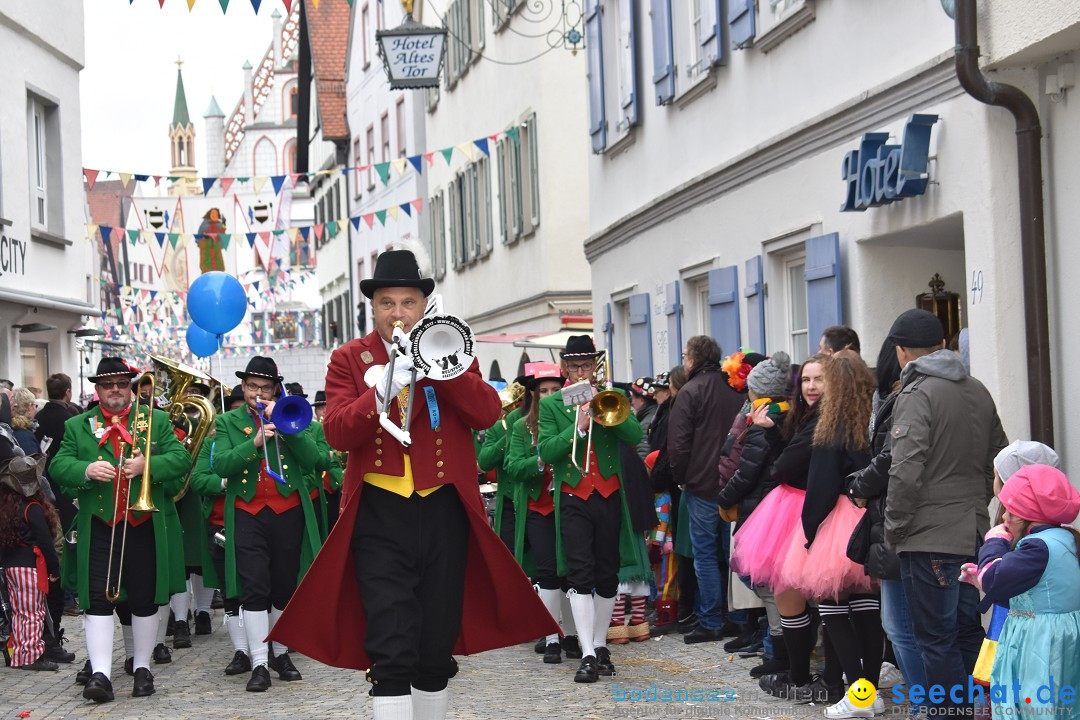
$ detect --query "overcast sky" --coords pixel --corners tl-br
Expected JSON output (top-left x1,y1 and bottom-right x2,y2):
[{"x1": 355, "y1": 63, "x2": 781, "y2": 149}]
[{"x1": 80, "y1": 0, "x2": 278, "y2": 179}]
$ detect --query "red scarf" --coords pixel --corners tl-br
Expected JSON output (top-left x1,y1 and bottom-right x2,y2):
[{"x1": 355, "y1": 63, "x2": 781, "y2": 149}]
[{"x1": 99, "y1": 407, "x2": 134, "y2": 456}]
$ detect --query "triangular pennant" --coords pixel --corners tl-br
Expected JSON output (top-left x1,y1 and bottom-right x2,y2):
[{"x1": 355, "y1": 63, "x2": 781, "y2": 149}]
[
  {"x1": 407, "y1": 155, "x2": 424, "y2": 174},
  {"x1": 187, "y1": 0, "x2": 197, "y2": 9},
  {"x1": 168, "y1": 233, "x2": 180, "y2": 248},
  {"x1": 155, "y1": 233, "x2": 167, "y2": 248},
  {"x1": 270, "y1": 175, "x2": 287, "y2": 195},
  {"x1": 424, "y1": 152, "x2": 436, "y2": 167},
  {"x1": 351, "y1": 216, "x2": 362, "y2": 231},
  {"x1": 489, "y1": 133, "x2": 500, "y2": 143},
  {"x1": 202, "y1": 177, "x2": 218, "y2": 195},
  {"x1": 249, "y1": 0, "x2": 261, "y2": 12},
  {"x1": 374, "y1": 162, "x2": 391, "y2": 186},
  {"x1": 134, "y1": 174, "x2": 149, "y2": 182},
  {"x1": 411, "y1": 198, "x2": 424, "y2": 214},
  {"x1": 457, "y1": 143, "x2": 476, "y2": 162},
  {"x1": 400, "y1": 202, "x2": 412, "y2": 217},
  {"x1": 325, "y1": 220, "x2": 338, "y2": 238},
  {"x1": 127, "y1": 229, "x2": 140, "y2": 244},
  {"x1": 313, "y1": 224, "x2": 325, "y2": 241},
  {"x1": 246, "y1": 232, "x2": 257, "y2": 247},
  {"x1": 83, "y1": 168, "x2": 99, "y2": 191},
  {"x1": 220, "y1": 233, "x2": 231, "y2": 250},
  {"x1": 281, "y1": 0, "x2": 291, "y2": 12},
  {"x1": 473, "y1": 138, "x2": 490, "y2": 157},
  {"x1": 387, "y1": 206, "x2": 399, "y2": 221},
  {"x1": 506, "y1": 126, "x2": 520, "y2": 145},
  {"x1": 158, "y1": 0, "x2": 166, "y2": 7},
  {"x1": 391, "y1": 158, "x2": 408, "y2": 177},
  {"x1": 153, "y1": 175, "x2": 162, "y2": 187},
  {"x1": 310, "y1": 0, "x2": 318, "y2": 7},
  {"x1": 291, "y1": 173, "x2": 304, "y2": 187},
  {"x1": 363, "y1": 214, "x2": 375, "y2": 229},
  {"x1": 254, "y1": 176, "x2": 268, "y2": 193},
  {"x1": 375, "y1": 210, "x2": 387, "y2": 226},
  {"x1": 166, "y1": 175, "x2": 178, "y2": 182},
  {"x1": 99, "y1": 226, "x2": 112, "y2": 243},
  {"x1": 299, "y1": 226, "x2": 310, "y2": 240},
  {"x1": 220, "y1": 177, "x2": 235, "y2": 195},
  {"x1": 286, "y1": 227, "x2": 299, "y2": 243},
  {"x1": 440, "y1": 147, "x2": 454, "y2": 164},
  {"x1": 118, "y1": 172, "x2": 133, "y2": 189}
]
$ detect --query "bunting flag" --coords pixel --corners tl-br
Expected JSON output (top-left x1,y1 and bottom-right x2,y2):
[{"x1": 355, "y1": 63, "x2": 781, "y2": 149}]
[{"x1": 84, "y1": 168, "x2": 99, "y2": 192}]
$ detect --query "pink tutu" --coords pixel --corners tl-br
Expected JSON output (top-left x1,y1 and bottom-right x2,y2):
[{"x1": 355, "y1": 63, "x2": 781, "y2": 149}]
[
  {"x1": 730, "y1": 484, "x2": 806, "y2": 588},
  {"x1": 776, "y1": 496, "x2": 874, "y2": 601}
]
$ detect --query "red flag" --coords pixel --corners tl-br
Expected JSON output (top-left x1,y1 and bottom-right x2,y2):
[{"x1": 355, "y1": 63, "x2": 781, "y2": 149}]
[
  {"x1": 220, "y1": 177, "x2": 236, "y2": 196},
  {"x1": 84, "y1": 168, "x2": 99, "y2": 192},
  {"x1": 411, "y1": 199, "x2": 424, "y2": 214},
  {"x1": 363, "y1": 214, "x2": 375, "y2": 229}
]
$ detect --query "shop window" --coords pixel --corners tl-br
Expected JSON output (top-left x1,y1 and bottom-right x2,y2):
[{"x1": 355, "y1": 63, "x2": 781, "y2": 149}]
[{"x1": 21, "y1": 343, "x2": 48, "y2": 390}]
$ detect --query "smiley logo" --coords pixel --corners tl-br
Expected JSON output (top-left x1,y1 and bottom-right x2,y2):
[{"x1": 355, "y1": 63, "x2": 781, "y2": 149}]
[{"x1": 847, "y1": 678, "x2": 877, "y2": 708}]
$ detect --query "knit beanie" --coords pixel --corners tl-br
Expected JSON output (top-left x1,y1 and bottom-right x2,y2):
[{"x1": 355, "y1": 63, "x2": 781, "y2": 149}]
[
  {"x1": 746, "y1": 351, "x2": 792, "y2": 398},
  {"x1": 994, "y1": 440, "x2": 1060, "y2": 483}
]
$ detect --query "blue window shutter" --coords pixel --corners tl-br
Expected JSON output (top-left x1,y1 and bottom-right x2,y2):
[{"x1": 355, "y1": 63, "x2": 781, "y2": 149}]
[
  {"x1": 650, "y1": 0, "x2": 674, "y2": 105},
  {"x1": 744, "y1": 256, "x2": 765, "y2": 353},
  {"x1": 603, "y1": 302, "x2": 615, "y2": 365},
  {"x1": 729, "y1": 0, "x2": 755, "y2": 49},
  {"x1": 620, "y1": 0, "x2": 639, "y2": 127},
  {"x1": 708, "y1": 265, "x2": 741, "y2": 356},
  {"x1": 805, "y1": 233, "x2": 843, "y2": 351},
  {"x1": 664, "y1": 281, "x2": 682, "y2": 368},
  {"x1": 629, "y1": 292, "x2": 653, "y2": 378},
  {"x1": 586, "y1": 0, "x2": 607, "y2": 153},
  {"x1": 700, "y1": 0, "x2": 724, "y2": 67}
]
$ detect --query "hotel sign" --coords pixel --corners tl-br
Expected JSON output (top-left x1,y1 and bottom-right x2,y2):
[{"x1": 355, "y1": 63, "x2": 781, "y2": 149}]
[{"x1": 841, "y1": 114, "x2": 939, "y2": 212}]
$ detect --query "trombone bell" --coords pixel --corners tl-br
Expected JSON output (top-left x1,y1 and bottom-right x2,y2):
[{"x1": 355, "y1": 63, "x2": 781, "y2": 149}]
[{"x1": 590, "y1": 390, "x2": 631, "y2": 427}]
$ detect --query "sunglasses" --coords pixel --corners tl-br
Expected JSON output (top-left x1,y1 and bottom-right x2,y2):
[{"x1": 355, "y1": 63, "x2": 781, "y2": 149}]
[{"x1": 96, "y1": 381, "x2": 130, "y2": 390}]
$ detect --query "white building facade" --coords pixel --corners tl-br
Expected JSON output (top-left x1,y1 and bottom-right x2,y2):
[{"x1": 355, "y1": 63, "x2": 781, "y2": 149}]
[
  {"x1": 584, "y1": 0, "x2": 1080, "y2": 472},
  {"x1": 0, "y1": 1, "x2": 94, "y2": 389}
]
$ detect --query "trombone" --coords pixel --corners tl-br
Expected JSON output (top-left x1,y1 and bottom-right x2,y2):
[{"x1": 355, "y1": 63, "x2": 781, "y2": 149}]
[
  {"x1": 255, "y1": 382, "x2": 314, "y2": 483},
  {"x1": 570, "y1": 350, "x2": 631, "y2": 475},
  {"x1": 105, "y1": 372, "x2": 159, "y2": 603}
]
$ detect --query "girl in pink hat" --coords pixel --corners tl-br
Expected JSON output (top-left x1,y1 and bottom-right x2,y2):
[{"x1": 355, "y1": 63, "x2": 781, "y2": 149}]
[{"x1": 975, "y1": 464, "x2": 1080, "y2": 719}]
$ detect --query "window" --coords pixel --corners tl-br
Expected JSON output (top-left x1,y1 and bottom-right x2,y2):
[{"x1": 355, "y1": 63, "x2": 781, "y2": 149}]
[
  {"x1": 427, "y1": 189, "x2": 447, "y2": 280},
  {"x1": 670, "y1": 0, "x2": 720, "y2": 96},
  {"x1": 497, "y1": 113, "x2": 540, "y2": 244},
  {"x1": 366, "y1": 125, "x2": 376, "y2": 190},
  {"x1": 285, "y1": 141, "x2": 296, "y2": 174},
  {"x1": 449, "y1": 156, "x2": 492, "y2": 270},
  {"x1": 27, "y1": 95, "x2": 62, "y2": 234},
  {"x1": 30, "y1": 100, "x2": 47, "y2": 228},
  {"x1": 445, "y1": 0, "x2": 482, "y2": 89},
  {"x1": 755, "y1": 0, "x2": 815, "y2": 52},
  {"x1": 353, "y1": 136, "x2": 363, "y2": 198},
  {"x1": 495, "y1": 0, "x2": 517, "y2": 29},
  {"x1": 689, "y1": 0, "x2": 704, "y2": 74},
  {"x1": 253, "y1": 137, "x2": 278, "y2": 176},
  {"x1": 376, "y1": 0, "x2": 385, "y2": 28},
  {"x1": 521, "y1": 113, "x2": 540, "y2": 230},
  {"x1": 614, "y1": 0, "x2": 638, "y2": 131},
  {"x1": 395, "y1": 98, "x2": 407, "y2": 157},
  {"x1": 786, "y1": 256, "x2": 809, "y2": 363},
  {"x1": 380, "y1": 112, "x2": 390, "y2": 164},
  {"x1": 426, "y1": 84, "x2": 440, "y2": 113},
  {"x1": 289, "y1": 87, "x2": 299, "y2": 118},
  {"x1": 361, "y1": 3, "x2": 371, "y2": 68}
]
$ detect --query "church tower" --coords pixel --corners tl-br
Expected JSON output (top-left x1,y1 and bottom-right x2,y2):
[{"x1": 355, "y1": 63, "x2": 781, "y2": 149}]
[{"x1": 168, "y1": 58, "x2": 199, "y2": 196}]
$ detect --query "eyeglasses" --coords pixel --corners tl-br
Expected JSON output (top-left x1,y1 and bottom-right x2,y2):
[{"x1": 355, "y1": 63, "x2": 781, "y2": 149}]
[
  {"x1": 96, "y1": 381, "x2": 129, "y2": 390},
  {"x1": 566, "y1": 362, "x2": 595, "y2": 373},
  {"x1": 244, "y1": 383, "x2": 275, "y2": 395}
]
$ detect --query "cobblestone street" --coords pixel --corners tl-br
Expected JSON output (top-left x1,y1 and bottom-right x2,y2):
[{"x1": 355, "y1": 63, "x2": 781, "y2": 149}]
[{"x1": 0, "y1": 612, "x2": 913, "y2": 720}]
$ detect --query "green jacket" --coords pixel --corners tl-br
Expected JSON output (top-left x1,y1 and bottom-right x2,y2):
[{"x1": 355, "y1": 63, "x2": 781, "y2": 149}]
[
  {"x1": 308, "y1": 421, "x2": 342, "y2": 541},
  {"x1": 537, "y1": 388, "x2": 650, "y2": 581},
  {"x1": 189, "y1": 440, "x2": 224, "y2": 588},
  {"x1": 477, "y1": 407, "x2": 522, "y2": 537},
  {"x1": 209, "y1": 406, "x2": 322, "y2": 598},
  {"x1": 51, "y1": 404, "x2": 190, "y2": 607},
  {"x1": 504, "y1": 415, "x2": 544, "y2": 574}
]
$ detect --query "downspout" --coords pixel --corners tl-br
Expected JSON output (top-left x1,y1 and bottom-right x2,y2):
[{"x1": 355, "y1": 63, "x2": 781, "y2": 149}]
[{"x1": 953, "y1": 0, "x2": 1053, "y2": 445}]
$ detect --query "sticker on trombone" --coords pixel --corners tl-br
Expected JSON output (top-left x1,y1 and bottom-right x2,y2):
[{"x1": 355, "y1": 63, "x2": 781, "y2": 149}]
[
  {"x1": 410, "y1": 314, "x2": 475, "y2": 381},
  {"x1": 563, "y1": 381, "x2": 597, "y2": 407}
]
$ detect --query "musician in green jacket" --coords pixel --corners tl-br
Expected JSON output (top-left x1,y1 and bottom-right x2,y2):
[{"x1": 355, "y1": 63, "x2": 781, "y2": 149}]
[
  {"x1": 210, "y1": 355, "x2": 320, "y2": 693},
  {"x1": 536, "y1": 337, "x2": 649, "y2": 684},
  {"x1": 476, "y1": 377, "x2": 526, "y2": 550},
  {"x1": 51, "y1": 357, "x2": 190, "y2": 702}
]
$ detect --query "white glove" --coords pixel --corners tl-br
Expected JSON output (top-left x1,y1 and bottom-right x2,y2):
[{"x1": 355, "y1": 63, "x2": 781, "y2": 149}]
[{"x1": 378, "y1": 356, "x2": 416, "y2": 405}]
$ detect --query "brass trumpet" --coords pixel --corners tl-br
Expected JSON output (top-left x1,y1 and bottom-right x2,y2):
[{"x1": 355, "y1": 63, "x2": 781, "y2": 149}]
[
  {"x1": 105, "y1": 372, "x2": 159, "y2": 603},
  {"x1": 498, "y1": 381, "x2": 526, "y2": 430},
  {"x1": 570, "y1": 350, "x2": 631, "y2": 475}
]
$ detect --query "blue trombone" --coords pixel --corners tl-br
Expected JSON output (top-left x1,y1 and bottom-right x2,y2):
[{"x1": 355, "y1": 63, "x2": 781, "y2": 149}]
[{"x1": 255, "y1": 383, "x2": 314, "y2": 483}]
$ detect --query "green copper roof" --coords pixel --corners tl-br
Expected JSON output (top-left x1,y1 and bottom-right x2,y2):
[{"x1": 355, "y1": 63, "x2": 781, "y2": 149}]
[
  {"x1": 172, "y1": 68, "x2": 191, "y2": 128},
  {"x1": 203, "y1": 94, "x2": 225, "y2": 118}
]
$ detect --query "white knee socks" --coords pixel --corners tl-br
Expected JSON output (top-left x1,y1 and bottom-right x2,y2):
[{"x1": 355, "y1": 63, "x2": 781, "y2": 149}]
[
  {"x1": 538, "y1": 588, "x2": 562, "y2": 645},
  {"x1": 226, "y1": 613, "x2": 248, "y2": 653},
  {"x1": 412, "y1": 688, "x2": 448, "y2": 720},
  {"x1": 269, "y1": 606, "x2": 286, "y2": 655},
  {"x1": 155, "y1": 604, "x2": 170, "y2": 644},
  {"x1": 84, "y1": 614, "x2": 115, "y2": 679},
  {"x1": 170, "y1": 588, "x2": 190, "y2": 623},
  {"x1": 568, "y1": 591, "x2": 596, "y2": 658},
  {"x1": 243, "y1": 609, "x2": 270, "y2": 668},
  {"x1": 191, "y1": 574, "x2": 214, "y2": 614},
  {"x1": 121, "y1": 622, "x2": 134, "y2": 660},
  {"x1": 373, "y1": 696, "x2": 413, "y2": 720},
  {"x1": 593, "y1": 594, "x2": 618, "y2": 652},
  {"x1": 131, "y1": 613, "x2": 158, "y2": 672},
  {"x1": 560, "y1": 592, "x2": 577, "y2": 636}
]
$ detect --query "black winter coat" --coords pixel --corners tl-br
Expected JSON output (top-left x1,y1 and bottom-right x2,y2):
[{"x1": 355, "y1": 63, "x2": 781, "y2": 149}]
[
  {"x1": 717, "y1": 412, "x2": 789, "y2": 529},
  {"x1": 803, "y1": 443, "x2": 871, "y2": 547},
  {"x1": 769, "y1": 406, "x2": 820, "y2": 491},
  {"x1": 845, "y1": 392, "x2": 900, "y2": 580}
]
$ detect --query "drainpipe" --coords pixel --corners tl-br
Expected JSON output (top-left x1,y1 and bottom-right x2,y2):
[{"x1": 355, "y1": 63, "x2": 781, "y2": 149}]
[{"x1": 953, "y1": 0, "x2": 1053, "y2": 446}]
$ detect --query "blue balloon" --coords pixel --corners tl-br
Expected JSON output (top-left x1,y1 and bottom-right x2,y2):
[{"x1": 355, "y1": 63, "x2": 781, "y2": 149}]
[
  {"x1": 186, "y1": 324, "x2": 221, "y2": 358},
  {"x1": 187, "y1": 271, "x2": 247, "y2": 335}
]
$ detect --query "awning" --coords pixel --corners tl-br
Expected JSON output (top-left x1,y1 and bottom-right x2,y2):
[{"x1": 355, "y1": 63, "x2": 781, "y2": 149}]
[
  {"x1": 474, "y1": 332, "x2": 544, "y2": 344},
  {"x1": 513, "y1": 330, "x2": 594, "y2": 351}
]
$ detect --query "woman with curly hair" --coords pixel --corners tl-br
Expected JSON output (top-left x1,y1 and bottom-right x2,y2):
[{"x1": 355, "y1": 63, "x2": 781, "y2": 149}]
[{"x1": 0, "y1": 438, "x2": 61, "y2": 670}]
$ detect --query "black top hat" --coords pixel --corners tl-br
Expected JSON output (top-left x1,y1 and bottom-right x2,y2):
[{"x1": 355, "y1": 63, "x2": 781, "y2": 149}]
[
  {"x1": 235, "y1": 356, "x2": 283, "y2": 383},
  {"x1": 286, "y1": 382, "x2": 308, "y2": 398},
  {"x1": 560, "y1": 335, "x2": 601, "y2": 359},
  {"x1": 359, "y1": 250, "x2": 435, "y2": 299},
  {"x1": 313, "y1": 390, "x2": 326, "y2": 406},
  {"x1": 89, "y1": 357, "x2": 139, "y2": 383}
]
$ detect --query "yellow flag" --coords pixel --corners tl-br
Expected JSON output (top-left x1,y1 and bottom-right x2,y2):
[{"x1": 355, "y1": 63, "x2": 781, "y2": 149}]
[
  {"x1": 387, "y1": 206, "x2": 399, "y2": 221},
  {"x1": 254, "y1": 176, "x2": 268, "y2": 193},
  {"x1": 391, "y1": 158, "x2": 408, "y2": 176},
  {"x1": 118, "y1": 172, "x2": 133, "y2": 189},
  {"x1": 187, "y1": 0, "x2": 197, "y2": 9},
  {"x1": 455, "y1": 143, "x2": 474, "y2": 162}
]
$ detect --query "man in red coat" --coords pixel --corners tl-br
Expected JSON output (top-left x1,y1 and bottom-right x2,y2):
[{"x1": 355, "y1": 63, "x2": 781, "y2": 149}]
[{"x1": 269, "y1": 249, "x2": 558, "y2": 720}]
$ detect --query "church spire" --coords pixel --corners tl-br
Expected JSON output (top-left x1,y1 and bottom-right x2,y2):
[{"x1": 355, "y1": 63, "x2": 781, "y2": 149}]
[
  {"x1": 171, "y1": 57, "x2": 191, "y2": 129},
  {"x1": 168, "y1": 57, "x2": 198, "y2": 194}
]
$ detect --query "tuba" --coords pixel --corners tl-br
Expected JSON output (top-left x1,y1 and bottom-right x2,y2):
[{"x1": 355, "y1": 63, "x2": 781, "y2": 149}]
[{"x1": 147, "y1": 354, "x2": 218, "y2": 501}]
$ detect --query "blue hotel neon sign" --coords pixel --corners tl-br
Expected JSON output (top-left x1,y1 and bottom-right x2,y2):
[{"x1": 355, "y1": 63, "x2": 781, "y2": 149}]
[{"x1": 841, "y1": 114, "x2": 939, "y2": 211}]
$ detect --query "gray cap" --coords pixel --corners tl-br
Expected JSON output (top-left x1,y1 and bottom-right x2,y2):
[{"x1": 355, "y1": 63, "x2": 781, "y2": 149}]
[
  {"x1": 746, "y1": 351, "x2": 792, "y2": 398},
  {"x1": 994, "y1": 440, "x2": 1060, "y2": 483}
]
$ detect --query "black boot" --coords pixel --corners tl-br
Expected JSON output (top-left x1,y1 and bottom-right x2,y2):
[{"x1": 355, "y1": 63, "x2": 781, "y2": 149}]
[
  {"x1": 246, "y1": 665, "x2": 272, "y2": 692},
  {"x1": 14, "y1": 653, "x2": 59, "y2": 671},
  {"x1": 165, "y1": 609, "x2": 175, "y2": 636},
  {"x1": 751, "y1": 634, "x2": 790, "y2": 677},
  {"x1": 83, "y1": 671, "x2": 115, "y2": 703},
  {"x1": 172, "y1": 619, "x2": 192, "y2": 649},
  {"x1": 44, "y1": 628, "x2": 76, "y2": 663},
  {"x1": 211, "y1": 590, "x2": 225, "y2": 610},
  {"x1": 194, "y1": 611, "x2": 212, "y2": 635},
  {"x1": 153, "y1": 643, "x2": 172, "y2": 664},
  {"x1": 132, "y1": 667, "x2": 156, "y2": 697},
  {"x1": 124, "y1": 657, "x2": 134, "y2": 676},
  {"x1": 225, "y1": 650, "x2": 252, "y2": 675},
  {"x1": 268, "y1": 650, "x2": 302, "y2": 681},
  {"x1": 573, "y1": 655, "x2": 598, "y2": 683},
  {"x1": 543, "y1": 642, "x2": 562, "y2": 664},
  {"x1": 561, "y1": 635, "x2": 583, "y2": 659},
  {"x1": 723, "y1": 622, "x2": 761, "y2": 652},
  {"x1": 75, "y1": 658, "x2": 92, "y2": 685}
]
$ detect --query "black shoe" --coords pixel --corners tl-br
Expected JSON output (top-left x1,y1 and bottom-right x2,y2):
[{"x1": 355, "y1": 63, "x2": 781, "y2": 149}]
[
  {"x1": 750, "y1": 654, "x2": 789, "y2": 678},
  {"x1": 44, "y1": 628, "x2": 76, "y2": 663},
  {"x1": 124, "y1": 657, "x2": 134, "y2": 676},
  {"x1": 83, "y1": 671, "x2": 115, "y2": 703},
  {"x1": 172, "y1": 619, "x2": 192, "y2": 649},
  {"x1": 246, "y1": 664, "x2": 272, "y2": 692},
  {"x1": 649, "y1": 621, "x2": 679, "y2": 637},
  {"x1": 75, "y1": 658, "x2": 92, "y2": 685},
  {"x1": 165, "y1": 609, "x2": 175, "y2": 636},
  {"x1": 268, "y1": 651, "x2": 302, "y2": 681},
  {"x1": 573, "y1": 655, "x2": 598, "y2": 683},
  {"x1": 14, "y1": 654, "x2": 59, "y2": 671},
  {"x1": 677, "y1": 612, "x2": 699, "y2": 634},
  {"x1": 195, "y1": 611, "x2": 212, "y2": 635},
  {"x1": 791, "y1": 674, "x2": 842, "y2": 704},
  {"x1": 759, "y1": 671, "x2": 801, "y2": 700},
  {"x1": 723, "y1": 626, "x2": 760, "y2": 652},
  {"x1": 561, "y1": 635, "x2": 583, "y2": 659},
  {"x1": 595, "y1": 646, "x2": 615, "y2": 676},
  {"x1": 543, "y1": 642, "x2": 562, "y2": 664},
  {"x1": 225, "y1": 650, "x2": 252, "y2": 675},
  {"x1": 715, "y1": 620, "x2": 741, "y2": 638},
  {"x1": 683, "y1": 626, "x2": 724, "y2": 644},
  {"x1": 211, "y1": 590, "x2": 225, "y2": 610},
  {"x1": 153, "y1": 643, "x2": 172, "y2": 664},
  {"x1": 132, "y1": 667, "x2": 155, "y2": 697},
  {"x1": 533, "y1": 637, "x2": 547, "y2": 654}
]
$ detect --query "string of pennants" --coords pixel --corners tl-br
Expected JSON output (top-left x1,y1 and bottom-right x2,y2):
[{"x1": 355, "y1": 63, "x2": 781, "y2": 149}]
[
  {"x1": 131, "y1": 1, "x2": 349, "y2": 13},
  {"x1": 82, "y1": 127, "x2": 520, "y2": 196}
]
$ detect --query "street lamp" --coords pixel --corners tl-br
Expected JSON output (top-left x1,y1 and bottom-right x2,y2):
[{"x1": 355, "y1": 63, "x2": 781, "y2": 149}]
[{"x1": 376, "y1": 1, "x2": 448, "y2": 90}]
